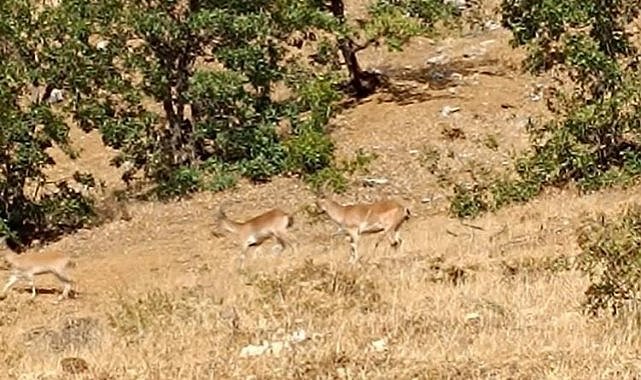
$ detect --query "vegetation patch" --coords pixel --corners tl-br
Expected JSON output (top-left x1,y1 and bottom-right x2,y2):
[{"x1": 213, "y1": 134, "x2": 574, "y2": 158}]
[
  {"x1": 249, "y1": 259, "x2": 384, "y2": 318},
  {"x1": 577, "y1": 205, "x2": 641, "y2": 316},
  {"x1": 451, "y1": 0, "x2": 641, "y2": 218},
  {"x1": 107, "y1": 288, "x2": 216, "y2": 341}
]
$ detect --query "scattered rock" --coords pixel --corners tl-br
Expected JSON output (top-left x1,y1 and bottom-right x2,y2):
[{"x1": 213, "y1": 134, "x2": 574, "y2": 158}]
[
  {"x1": 465, "y1": 312, "x2": 481, "y2": 322},
  {"x1": 371, "y1": 338, "x2": 388, "y2": 352},
  {"x1": 462, "y1": 47, "x2": 487, "y2": 59},
  {"x1": 421, "y1": 195, "x2": 444, "y2": 204},
  {"x1": 480, "y1": 39, "x2": 496, "y2": 47},
  {"x1": 96, "y1": 40, "x2": 109, "y2": 50},
  {"x1": 484, "y1": 20, "x2": 501, "y2": 31},
  {"x1": 444, "y1": 0, "x2": 467, "y2": 11},
  {"x1": 363, "y1": 177, "x2": 389, "y2": 187},
  {"x1": 529, "y1": 83, "x2": 545, "y2": 101},
  {"x1": 514, "y1": 116, "x2": 532, "y2": 129},
  {"x1": 48, "y1": 88, "x2": 64, "y2": 103},
  {"x1": 240, "y1": 342, "x2": 270, "y2": 358},
  {"x1": 441, "y1": 105, "x2": 460, "y2": 117},
  {"x1": 426, "y1": 54, "x2": 449, "y2": 65},
  {"x1": 239, "y1": 329, "x2": 310, "y2": 358},
  {"x1": 450, "y1": 72, "x2": 463, "y2": 82},
  {"x1": 60, "y1": 357, "x2": 89, "y2": 374},
  {"x1": 289, "y1": 329, "x2": 307, "y2": 344}
]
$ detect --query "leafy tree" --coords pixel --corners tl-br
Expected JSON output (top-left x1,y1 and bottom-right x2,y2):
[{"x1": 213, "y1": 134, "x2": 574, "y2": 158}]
[
  {"x1": 328, "y1": 0, "x2": 459, "y2": 96},
  {"x1": 27, "y1": 0, "x2": 458, "y2": 198},
  {"x1": 451, "y1": 0, "x2": 641, "y2": 218},
  {"x1": 0, "y1": 0, "x2": 98, "y2": 247}
]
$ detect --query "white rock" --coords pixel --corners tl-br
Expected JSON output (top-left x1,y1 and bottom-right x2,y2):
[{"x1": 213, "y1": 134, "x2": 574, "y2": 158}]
[
  {"x1": 363, "y1": 178, "x2": 389, "y2": 186},
  {"x1": 484, "y1": 20, "x2": 501, "y2": 31},
  {"x1": 240, "y1": 343, "x2": 270, "y2": 357},
  {"x1": 465, "y1": 312, "x2": 481, "y2": 322},
  {"x1": 289, "y1": 329, "x2": 307, "y2": 344},
  {"x1": 48, "y1": 88, "x2": 64, "y2": 103},
  {"x1": 96, "y1": 40, "x2": 109, "y2": 50},
  {"x1": 441, "y1": 105, "x2": 461, "y2": 117},
  {"x1": 426, "y1": 54, "x2": 449, "y2": 65},
  {"x1": 371, "y1": 338, "x2": 387, "y2": 352}
]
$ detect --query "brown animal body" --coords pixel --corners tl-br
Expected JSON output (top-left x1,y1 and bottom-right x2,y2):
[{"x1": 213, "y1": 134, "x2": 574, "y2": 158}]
[
  {"x1": 1, "y1": 237, "x2": 74, "y2": 301},
  {"x1": 316, "y1": 198, "x2": 411, "y2": 263},
  {"x1": 214, "y1": 203, "x2": 296, "y2": 265}
]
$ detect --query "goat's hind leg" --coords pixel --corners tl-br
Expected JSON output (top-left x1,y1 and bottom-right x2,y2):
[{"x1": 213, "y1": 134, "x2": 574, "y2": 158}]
[
  {"x1": 54, "y1": 271, "x2": 74, "y2": 300},
  {"x1": 1, "y1": 273, "x2": 20, "y2": 299}
]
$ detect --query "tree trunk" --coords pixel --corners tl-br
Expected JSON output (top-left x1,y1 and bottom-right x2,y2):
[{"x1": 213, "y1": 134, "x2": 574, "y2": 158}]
[{"x1": 329, "y1": 0, "x2": 380, "y2": 97}]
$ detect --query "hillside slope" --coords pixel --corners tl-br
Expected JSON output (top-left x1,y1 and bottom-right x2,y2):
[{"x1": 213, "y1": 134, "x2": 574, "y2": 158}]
[{"x1": 3, "y1": 16, "x2": 641, "y2": 380}]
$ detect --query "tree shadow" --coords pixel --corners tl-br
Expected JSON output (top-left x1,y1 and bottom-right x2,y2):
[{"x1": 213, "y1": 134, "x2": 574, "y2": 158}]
[
  {"x1": 372, "y1": 57, "x2": 509, "y2": 106},
  {"x1": 387, "y1": 57, "x2": 507, "y2": 88},
  {"x1": 15, "y1": 286, "x2": 78, "y2": 298}
]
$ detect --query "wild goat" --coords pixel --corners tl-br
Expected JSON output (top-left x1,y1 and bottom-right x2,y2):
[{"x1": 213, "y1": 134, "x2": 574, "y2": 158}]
[
  {"x1": 0, "y1": 237, "x2": 74, "y2": 301},
  {"x1": 214, "y1": 202, "x2": 296, "y2": 264},
  {"x1": 316, "y1": 198, "x2": 411, "y2": 263}
]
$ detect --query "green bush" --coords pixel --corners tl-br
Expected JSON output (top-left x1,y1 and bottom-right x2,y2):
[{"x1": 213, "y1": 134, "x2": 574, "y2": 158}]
[
  {"x1": 450, "y1": 0, "x2": 641, "y2": 218},
  {"x1": 577, "y1": 205, "x2": 641, "y2": 316}
]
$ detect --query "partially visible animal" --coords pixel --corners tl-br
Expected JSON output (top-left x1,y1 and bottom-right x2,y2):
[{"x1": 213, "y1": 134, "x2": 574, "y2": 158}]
[{"x1": 0, "y1": 237, "x2": 74, "y2": 302}]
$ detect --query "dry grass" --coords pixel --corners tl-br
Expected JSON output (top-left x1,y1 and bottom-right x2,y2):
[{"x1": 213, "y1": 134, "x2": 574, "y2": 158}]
[{"x1": 4, "y1": 1, "x2": 641, "y2": 379}]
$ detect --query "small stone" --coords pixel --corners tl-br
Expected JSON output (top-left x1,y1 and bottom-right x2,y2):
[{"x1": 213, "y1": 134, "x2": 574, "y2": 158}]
[
  {"x1": 363, "y1": 178, "x2": 389, "y2": 186},
  {"x1": 484, "y1": 20, "x2": 501, "y2": 31},
  {"x1": 96, "y1": 40, "x2": 109, "y2": 50},
  {"x1": 371, "y1": 338, "x2": 387, "y2": 352},
  {"x1": 426, "y1": 54, "x2": 448, "y2": 65},
  {"x1": 240, "y1": 343, "x2": 270, "y2": 357},
  {"x1": 441, "y1": 105, "x2": 461, "y2": 117},
  {"x1": 465, "y1": 312, "x2": 481, "y2": 322},
  {"x1": 48, "y1": 88, "x2": 64, "y2": 103},
  {"x1": 289, "y1": 329, "x2": 307, "y2": 344}
]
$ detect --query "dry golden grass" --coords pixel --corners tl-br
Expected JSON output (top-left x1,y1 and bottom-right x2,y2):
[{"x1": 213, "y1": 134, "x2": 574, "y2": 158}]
[
  {"x1": 5, "y1": 1, "x2": 641, "y2": 379},
  {"x1": 5, "y1": 187, "x2": 641, "y2": 379}
]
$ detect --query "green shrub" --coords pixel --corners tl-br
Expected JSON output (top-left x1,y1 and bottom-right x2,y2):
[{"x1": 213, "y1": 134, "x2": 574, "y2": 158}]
[
  {"x1": 450, "y1": 0, "x2": 641, "y2": 218},
  {"x1": 577, "y1": 205, "x2": 641, "y2": 315}
]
